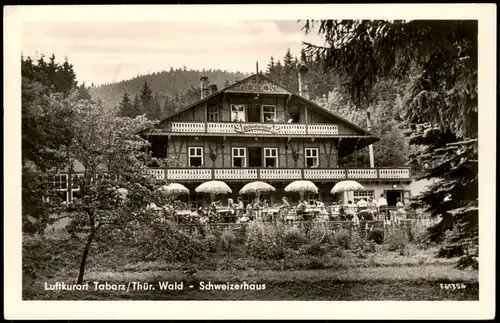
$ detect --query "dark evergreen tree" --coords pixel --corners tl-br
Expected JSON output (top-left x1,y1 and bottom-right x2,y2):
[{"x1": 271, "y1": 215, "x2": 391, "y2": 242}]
[
  {"x1": 302, "y1": 19, "x2": 478, "y2": 269},
  {"x1": 117, "y1": 91, "x2": 135, "y2": 118},
  {"x1": 139, "y1": 80, "x2": 154, "y2": 119}
]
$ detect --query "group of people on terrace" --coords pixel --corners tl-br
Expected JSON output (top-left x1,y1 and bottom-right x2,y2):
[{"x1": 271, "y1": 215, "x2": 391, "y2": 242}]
[{"x1": 197, "y1": 193, "x2": 407, "y2": 224}]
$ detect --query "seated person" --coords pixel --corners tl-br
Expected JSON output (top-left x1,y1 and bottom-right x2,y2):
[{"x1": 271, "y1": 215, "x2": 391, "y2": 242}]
[{"x1": 296, "y1": 200, "x2": 309, "y2": 221}]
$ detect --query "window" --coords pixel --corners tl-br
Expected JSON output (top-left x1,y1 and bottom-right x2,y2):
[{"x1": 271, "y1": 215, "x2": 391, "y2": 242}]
[
  {"x1": 189, "y1": 147, "x2": 203, "y2": 167},
  {"x1": 72, "y1": 174, "x2": 85, "y2": 190},
  {"x1": 190, "y1": 193, "x2": 202, "y2": 210},
  {"x1": 261, "y1": 105, "x2": 276, "y2": 123},
  {"x1": 208, "y1": 105, "x2": 219, "y2": 121},
  {"x1": 231, "y1": 104, "x2": 246, "y2": 122},
  {"x1": 305, "y1": 148, "x2": 319, "y2": 168},
  {"x1": 232, "y1": 147, "x2": 246, "y2": 167},
  {"x1": 353, "y1": 190, "x2": 375, "y2": 202},
  {"x1": 49, "y1": 174, "x2": 67, "y2": 190},
  {"x1": 264, "y1": 148, "x2": 278, "y2": 168},
  {"x1": 307, "y1": 193, "x2": 319, "y2": 206}
]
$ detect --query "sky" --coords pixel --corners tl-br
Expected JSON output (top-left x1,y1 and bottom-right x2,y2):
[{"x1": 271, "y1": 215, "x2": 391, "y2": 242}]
[{"x1": 22, "y1": 20, "x2": 326, "y2": 86}]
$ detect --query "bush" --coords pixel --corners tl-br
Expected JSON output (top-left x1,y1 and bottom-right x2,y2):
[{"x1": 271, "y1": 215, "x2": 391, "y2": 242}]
[
  {"x1": 283, "y1": 226, "x2": 306, "y2": 250},
  {"x1": 333, "y1": 229, "x2": 352, "y2": 249},
  {"x1": 220, "y1": 228, "x2": 237, "y2": 252},
  {"x1": 385, "y1": 229, "x2": 409, "y2": 251},
  {"x1": 134, "y1": 221, "x2": 207, "y2": 262},
  {"x1": 302, "y1": 242, "x2": 327, "y2": 257},
  {"x1": 308, "y1": 221, "x2": 334, "y2": 244},
  {"x1": 204, "y1": 234, "x2": 218, "y2": 253},
  {"x1": 307, "y1": 257, "x2": 326, "y2": 270},
  {"x1": 368, "y1": 227, "x2": 385, "y2": 244},
  {"x1": 363, "y1": 240, "x2": 377, "y2": 253},
  {"x1": 245, "y1": 221, "x2": 285, "y2": 260}
]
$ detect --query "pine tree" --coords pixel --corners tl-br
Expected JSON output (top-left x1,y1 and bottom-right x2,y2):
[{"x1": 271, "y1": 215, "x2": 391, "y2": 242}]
[
  {"x1": 132, "y1": 94, "x2": 143, "y2": 117},
  {"x1": 117, "y1": 91, "x2": 135, "y2": 118},
  {"x1": 303, "y1": 19, "x2": 478, "y2": 269},
  {"x1": 139, "y1": 80, "x2": 154, "y2": 119},
  {"x1": 150, "y1": 93, "x2": 163, "y2": 121},
  {"x1": 266, "y1": 56, "x2": 275, "y2": 75}
]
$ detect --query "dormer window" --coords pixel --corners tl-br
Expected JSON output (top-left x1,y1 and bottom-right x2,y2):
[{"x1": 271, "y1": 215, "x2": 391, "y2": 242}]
[{"x1": 262, "y1": 105, "x2": 276, "y2": 123}]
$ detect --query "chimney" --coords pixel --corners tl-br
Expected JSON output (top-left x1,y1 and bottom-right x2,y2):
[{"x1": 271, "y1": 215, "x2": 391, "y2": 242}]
[
  {"x1": 298, "y1": 64, "x2": 309, "y2": 99},
  {"x1": 209, "y1": 84, "x2": 218, "y2": 95},
  {"x1": 200, "y1": 76, "x2": 209, "y2": 99}
]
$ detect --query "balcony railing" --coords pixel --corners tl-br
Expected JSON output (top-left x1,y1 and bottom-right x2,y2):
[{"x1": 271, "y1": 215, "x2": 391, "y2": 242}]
[
  {"x1": 164, "y1": 122, "x2": 338, "y2": 136},
  {"x1": 147, "y1": 167, "x2": 411, "y2": 181}
]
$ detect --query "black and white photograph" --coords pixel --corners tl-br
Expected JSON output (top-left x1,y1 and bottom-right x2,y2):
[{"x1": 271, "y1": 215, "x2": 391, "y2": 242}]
[{"x1": 4, "y1": 4, "x2": 496, "y2": 320}]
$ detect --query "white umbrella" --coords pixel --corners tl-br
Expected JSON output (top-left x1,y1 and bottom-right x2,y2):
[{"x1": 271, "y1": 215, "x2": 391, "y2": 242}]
[
  {"x1": 239, "y1": 181, "x2": 275, "y2": 198},
  {"x1": 331, "y1": 180, "x2": 364, "y2": 194},
  {"x1": 285, "y1": 180, "x2": 318, "y2": 200},
  {"x1": 195, "y1": 180, "x2": 232, "y2": 201},
  {"x1": 159, "y1": 183, "x2": 190, "y2": 197}
]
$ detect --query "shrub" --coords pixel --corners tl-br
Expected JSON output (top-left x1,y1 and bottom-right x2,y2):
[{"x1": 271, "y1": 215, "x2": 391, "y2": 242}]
[
  {"x1": 245, "y1": 221, "x2": 285, "y2": 260},
  {"x1": 283, "y1": 226, "x2": 306, "y2": 250},
  {"x1": 204, "y1": 234, "x2": 218, "y2": 253},
  {"x1": 363, "y1": 240, "x2": 377, "y2": 253},
  {"x1": 368, "y1": 227, "x2": 385, "y2": 244},
  {"x1": 307, "y1": 257, "x2": 326, "y2": 270},
  {"x1": 220, "y1": 228, "x2": 237, "y2": 252},
  {"x1": 302, "y1": 242, "x2": 327, "y2": 257},
  {"x1": 385, "y1": 229, "x2": 409, "y2": 251},
  {"x1": 333, "y1": 229, "x2": 351, "y2": 249},
  {"x1": 134, "y1": 221, "x2": 207, "y2": 262},
  {"x1": 309, "y1": 221, "x2": 334, "y2": 244},
  {"x1": 330, "y1": 248, "x2": 344, "y2": 257}
]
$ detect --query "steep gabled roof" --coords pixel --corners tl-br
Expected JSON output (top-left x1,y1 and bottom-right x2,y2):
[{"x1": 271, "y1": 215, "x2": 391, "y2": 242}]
[{"x1": 138, "y1": 73, "x2": 380, "y2": 140}]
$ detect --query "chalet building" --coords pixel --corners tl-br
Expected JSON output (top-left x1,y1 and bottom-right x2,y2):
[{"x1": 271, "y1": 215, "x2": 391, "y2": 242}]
[
  {"x1": 49, "y1": 65, "x2": 412, "y2": 208},
  {"x1": 140, "y1": 66, "x2": 412, "y2": 209}
]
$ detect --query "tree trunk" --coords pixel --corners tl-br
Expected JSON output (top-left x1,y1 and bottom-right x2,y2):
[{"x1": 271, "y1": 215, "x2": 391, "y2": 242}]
[{"x1": 77, "y1": 226, "x2": 96, "y2": 284}]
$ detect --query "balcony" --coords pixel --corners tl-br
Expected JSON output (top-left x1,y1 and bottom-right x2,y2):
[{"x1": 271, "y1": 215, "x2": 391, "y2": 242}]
[
  {"x1": 160, "y1": 122, "x2": 339, "y2": 136},
  {"x1": 146, "y1": 167, "x2": 411, "y2": 182}
]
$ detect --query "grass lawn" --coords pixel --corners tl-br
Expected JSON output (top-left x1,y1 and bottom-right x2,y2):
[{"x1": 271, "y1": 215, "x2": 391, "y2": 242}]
[{"x1": 23, "y1": 233, "x2": 479, "y2": 301}]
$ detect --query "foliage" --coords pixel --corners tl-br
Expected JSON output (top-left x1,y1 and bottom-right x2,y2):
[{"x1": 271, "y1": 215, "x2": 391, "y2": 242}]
[
  {"x1": 220, "y1": 228, "x2": 237, "y2": 252},
  {"x1": 302, "y1": 19, "x2": 478, "y2": 269},
  {"x1": 21, "y1": 54, "x2": 91, "y2": 234},
  {"x1": 368, "y1": 227, "x2": 385, "y2": 244},
  {"x1": 333, "y1": 229, "x2": 352, "y2": 249},
  {"x1": 204, "y1": 234, "x2": 218, "y2": 253},
  {"x1": 283, "y1": 226, "x2": 307, "y2": 250},
  {"x1": 245, "y1": 222, "x2": 285, "y2": 260},
  {"x1": 89, "y1": 68, "x2": 249, "y2": 114},
  {"x1": 306, "y1": 257, "x2": 327, "y2": 270},
  {"x1": 302, "y1": 242, "x2": 327, "y2": 257},
  {"x1": 385, "y1": 229, "x2": 409, "y2": 252},
  {"x1": 132, "y1": 221, "x2": 207, "y2": 263}
]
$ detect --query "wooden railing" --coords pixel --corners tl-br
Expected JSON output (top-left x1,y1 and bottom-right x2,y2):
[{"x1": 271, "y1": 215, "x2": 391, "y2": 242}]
[
  {"x1": 148, "y1": 167, "x2": 411, "y2": 181},
  {"x1": 166, "y1": 122, "x2": 338, "y2": 135}
]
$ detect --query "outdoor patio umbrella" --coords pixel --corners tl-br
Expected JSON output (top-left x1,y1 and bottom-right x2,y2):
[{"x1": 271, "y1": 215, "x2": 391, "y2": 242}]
[
  {"x1": 159, "y1": 183, "x2": 190, "y2": 197},
  {"x1": 239, "y1": 181, "x2": 275, "y2": 199},
  {"x1": 331, "y1": 180, "x2": 365, "y2": 205},
  {"x1": 195, "y1": 180, "x2": 232, "y2": 201},
  {"x1": 284, "y1": 180, "x2": 318, "y2": 200},
  {"x1": 331, "y1": 180, "x2": 365, "y2": 194}
]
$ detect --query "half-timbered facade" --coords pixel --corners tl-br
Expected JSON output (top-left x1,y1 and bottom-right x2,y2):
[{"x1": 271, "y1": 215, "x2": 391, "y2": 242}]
[
  {"x1": 51, "y1": 66, "x2": 412, "y2": 208},
  {"x1": 141, "y1": 68, "x2": 412, "y2": 208}
]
